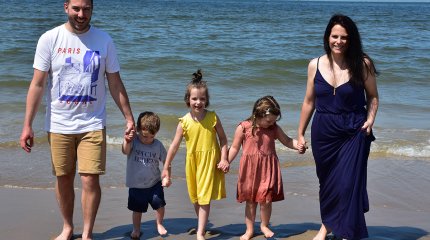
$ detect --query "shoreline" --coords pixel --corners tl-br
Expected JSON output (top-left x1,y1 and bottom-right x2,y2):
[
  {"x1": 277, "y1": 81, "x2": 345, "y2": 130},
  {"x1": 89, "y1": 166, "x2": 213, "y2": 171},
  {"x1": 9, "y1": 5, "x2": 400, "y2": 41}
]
[{"x1": 1, "y1": 159, "x2": 430, "y2": 239}]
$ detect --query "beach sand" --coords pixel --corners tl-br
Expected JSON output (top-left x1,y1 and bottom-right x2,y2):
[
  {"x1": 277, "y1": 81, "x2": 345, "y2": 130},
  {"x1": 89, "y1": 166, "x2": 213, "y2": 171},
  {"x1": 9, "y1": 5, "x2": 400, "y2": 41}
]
[{"x1": 1, "y1": 159, "x2": 430, "y2": 240}]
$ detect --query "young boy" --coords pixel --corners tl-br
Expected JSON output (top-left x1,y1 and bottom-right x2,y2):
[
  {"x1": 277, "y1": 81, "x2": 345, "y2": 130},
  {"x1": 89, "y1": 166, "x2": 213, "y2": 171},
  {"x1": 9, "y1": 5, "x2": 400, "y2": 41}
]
[{"x1": 122, "y1": 111, "x2": 169, "y2": 238}]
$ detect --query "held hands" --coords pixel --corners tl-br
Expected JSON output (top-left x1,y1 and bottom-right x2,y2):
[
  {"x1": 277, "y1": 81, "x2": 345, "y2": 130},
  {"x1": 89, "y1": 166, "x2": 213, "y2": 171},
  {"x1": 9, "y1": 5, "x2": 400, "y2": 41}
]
[
  {"x1": 161, "y1": 169, "x2": 172, "y2": 187},
  {"x1": 217, "y1": 159, "x2": 230, "y2": 173},
  {"x1": 162, "y1": 176, "x2": 172, "y2": 187},
  {"x1": 297, "y1": 136, "x2": 308, "y2": 154},
  {"x1": 125, "y1": 120, "x2": 135, "y2": 136},
  {"x1": 124, "y1": 129, "x2": 135, "y2": 143}
]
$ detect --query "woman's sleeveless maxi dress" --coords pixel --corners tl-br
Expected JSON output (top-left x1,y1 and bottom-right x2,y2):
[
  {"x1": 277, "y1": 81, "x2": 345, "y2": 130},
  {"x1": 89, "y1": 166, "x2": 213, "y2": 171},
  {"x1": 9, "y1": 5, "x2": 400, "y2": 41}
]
[{"x1": 311, "y1": 61, "x2": 375, "y2": 239}]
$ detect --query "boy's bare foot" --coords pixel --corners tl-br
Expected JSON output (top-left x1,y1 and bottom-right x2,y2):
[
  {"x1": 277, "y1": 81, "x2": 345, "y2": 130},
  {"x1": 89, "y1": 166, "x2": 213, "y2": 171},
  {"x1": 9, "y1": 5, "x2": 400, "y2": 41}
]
[
  {"x1": 240, "y1": 230, "x2": 254, "y2": 240},
  {"x1": 157, "y1": 224, "x2": 168, "y2": 236},
  {"x1": 54, "y1": 227, "x2": 73, "y2": 240},
  {"x1": 261, "y1": 225, "x2": 274, "y2": 238},
  {"x1": 130, "y1": 230, "x2": 141, "y2": 239}
]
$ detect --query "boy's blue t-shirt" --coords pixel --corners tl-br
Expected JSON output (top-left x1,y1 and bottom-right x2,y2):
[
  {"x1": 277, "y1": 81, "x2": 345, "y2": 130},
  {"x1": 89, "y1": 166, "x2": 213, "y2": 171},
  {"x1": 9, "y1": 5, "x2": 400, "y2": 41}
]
[{"x1": 126, "y1": 137, "x2": 167, "y2": 188}]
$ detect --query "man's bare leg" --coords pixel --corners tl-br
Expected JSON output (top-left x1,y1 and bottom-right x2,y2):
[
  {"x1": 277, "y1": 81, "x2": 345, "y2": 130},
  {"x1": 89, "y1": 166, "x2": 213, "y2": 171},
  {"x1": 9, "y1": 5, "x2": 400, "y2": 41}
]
[
  {"x1": 55, "y1": 174, "x2": 75, "y2": 240},
  {"x1": 80, "y1": 174, "x2": 101, "y2": 240}
]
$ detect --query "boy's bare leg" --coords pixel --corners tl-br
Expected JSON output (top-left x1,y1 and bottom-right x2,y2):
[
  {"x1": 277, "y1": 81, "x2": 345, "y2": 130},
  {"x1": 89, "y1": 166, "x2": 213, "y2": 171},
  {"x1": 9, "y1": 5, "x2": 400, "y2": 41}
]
[
  {"x1": 240, "y1": 201, "x2": 257, "y2": 240},
  {"x1": 155, "y1": 207, "x2": 167, "y2": 235},
  {"x1": 80, "y1": 174, "x2": 101, "y2": 240},
  {"x1": 54, "y1": 174, "x2": 75, "y2": 240},
  {"x1": 260, "y1": 202, "x2": 274, "y2": 238},
  {"x1": 131, "y1": 211, "x2": 142, "y2": 238}
]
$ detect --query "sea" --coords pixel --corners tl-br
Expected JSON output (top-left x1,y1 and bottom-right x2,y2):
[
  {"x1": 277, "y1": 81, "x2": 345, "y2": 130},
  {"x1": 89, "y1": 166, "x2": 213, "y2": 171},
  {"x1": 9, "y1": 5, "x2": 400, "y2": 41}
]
[{"x1": 1, "y1": 0, "x2": 429, "y2": 189}]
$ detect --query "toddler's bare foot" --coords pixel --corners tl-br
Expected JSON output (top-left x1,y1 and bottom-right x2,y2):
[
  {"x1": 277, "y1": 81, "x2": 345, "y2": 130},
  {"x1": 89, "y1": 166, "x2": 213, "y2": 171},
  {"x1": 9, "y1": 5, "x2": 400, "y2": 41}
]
[
  {"x1": 130, "y1": 230, "x2": 141, "y2": 239},
  {"x1": 54, "y1": 227, "x2": 73, "y2": 240},
  {"x1": 157, "y1": 224, "x2": 168, "y2": 236},
  {"x1": 240, "y1": 230, "x2": 254, "y2": 240},
  {"x1": 260, "y1": 225, "x2": 274, "y2": 238}
]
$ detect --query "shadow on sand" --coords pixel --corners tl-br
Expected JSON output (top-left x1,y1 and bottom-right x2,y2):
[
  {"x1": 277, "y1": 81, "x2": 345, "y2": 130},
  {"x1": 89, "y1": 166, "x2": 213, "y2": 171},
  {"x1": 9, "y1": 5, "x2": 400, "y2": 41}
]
[{"x1": 86, "y1": 219, "x2": 428, "y2": 240}]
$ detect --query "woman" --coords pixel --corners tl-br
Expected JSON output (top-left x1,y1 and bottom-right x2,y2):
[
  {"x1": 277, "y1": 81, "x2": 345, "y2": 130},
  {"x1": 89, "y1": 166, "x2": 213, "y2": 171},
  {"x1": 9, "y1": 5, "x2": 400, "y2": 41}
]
[{"x1": 297, "y1": 14, "x2": 379, "y2": 240}]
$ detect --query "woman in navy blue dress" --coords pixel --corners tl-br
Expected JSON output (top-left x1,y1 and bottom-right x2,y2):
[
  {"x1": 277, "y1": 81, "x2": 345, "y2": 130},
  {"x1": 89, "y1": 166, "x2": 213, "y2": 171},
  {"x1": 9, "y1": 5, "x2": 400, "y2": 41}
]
[{"x1": 297, "y1": 14, "x2": 379, "y2": 240}]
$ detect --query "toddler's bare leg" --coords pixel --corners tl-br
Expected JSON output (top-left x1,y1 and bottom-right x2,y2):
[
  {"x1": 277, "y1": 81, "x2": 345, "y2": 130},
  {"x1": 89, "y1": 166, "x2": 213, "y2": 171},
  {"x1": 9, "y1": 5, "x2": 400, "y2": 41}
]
[
  {"x1": 260, "y1": 202, "x2": 274, "y2": 238},
  {"x1": 240, "y1": 201, "x2": 257, "y2": 240},
  {"x1": 131, "y1": 211, "x2": 142, "y2": 238},
  {"x1": 155, "y1": 207, "x2": 167, "y2": 235}
]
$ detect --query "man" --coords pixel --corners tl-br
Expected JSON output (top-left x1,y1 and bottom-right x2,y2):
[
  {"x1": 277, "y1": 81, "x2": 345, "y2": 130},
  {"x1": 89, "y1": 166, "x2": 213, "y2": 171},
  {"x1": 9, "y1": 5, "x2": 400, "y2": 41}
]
[{"x1": 19, "y1": 0, "x2": 134, "y2": 239}]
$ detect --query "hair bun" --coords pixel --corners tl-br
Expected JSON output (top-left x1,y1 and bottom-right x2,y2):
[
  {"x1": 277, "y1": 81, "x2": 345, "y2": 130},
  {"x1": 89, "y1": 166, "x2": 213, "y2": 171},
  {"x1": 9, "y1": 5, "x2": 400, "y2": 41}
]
[{"x1": 192, "y1": 69, "x2": 203, "y2": 83}]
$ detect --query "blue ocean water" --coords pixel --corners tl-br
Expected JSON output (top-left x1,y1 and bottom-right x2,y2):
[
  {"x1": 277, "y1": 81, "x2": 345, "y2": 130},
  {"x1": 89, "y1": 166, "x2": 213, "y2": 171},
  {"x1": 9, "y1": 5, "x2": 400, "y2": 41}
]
[{"x1": 1, "y1": 0, "x2": 429, "y2": 187}]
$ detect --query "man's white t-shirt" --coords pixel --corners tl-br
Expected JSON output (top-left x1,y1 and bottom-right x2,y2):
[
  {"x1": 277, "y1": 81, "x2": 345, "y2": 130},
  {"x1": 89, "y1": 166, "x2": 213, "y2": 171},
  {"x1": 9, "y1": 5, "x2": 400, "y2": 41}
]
[{"x1": 33, "y1": 24, "x2": 120, "y2": 134}]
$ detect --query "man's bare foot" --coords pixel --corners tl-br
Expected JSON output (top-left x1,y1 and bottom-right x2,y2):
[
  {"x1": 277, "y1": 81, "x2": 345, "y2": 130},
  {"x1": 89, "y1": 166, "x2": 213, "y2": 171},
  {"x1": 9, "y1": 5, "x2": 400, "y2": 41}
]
[
  {"x1": 261, "y1": 225, "x2": 274, "y2": 238},
  {"x1": 157, "y1": 224, "x2": 168, "y2": 236},
  {"x1": 130, "y1": 230, "x2": 141, "y2": 239},
  {"x1": 54, "y1": 227, "x2": 73, "y2": 240},
  {"x1": 240, "y1": 230, "x2": 254, "y2": 240}
]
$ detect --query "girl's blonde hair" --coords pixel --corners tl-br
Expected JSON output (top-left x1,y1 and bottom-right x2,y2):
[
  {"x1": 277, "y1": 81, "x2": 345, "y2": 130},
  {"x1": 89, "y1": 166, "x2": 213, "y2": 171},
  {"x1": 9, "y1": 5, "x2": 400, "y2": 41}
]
[
  {"x1": 246, "y1": 95, "x2": 282, "y2": 135},
  {"x1": 184, "y1": 69, "x2": 210, "y2": 107}
]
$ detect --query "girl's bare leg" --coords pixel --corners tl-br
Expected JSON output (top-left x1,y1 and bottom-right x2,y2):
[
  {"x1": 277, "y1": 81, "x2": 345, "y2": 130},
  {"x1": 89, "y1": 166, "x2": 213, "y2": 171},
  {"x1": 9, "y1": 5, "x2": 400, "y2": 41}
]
[
  {"x1": 240, "y1": 201, "x2": 257, "y2": 240},
  {"x1": 155, "y1": 207, "x2": 167, "y2": 235},
  {"x1": 193, "y1": 203, "x2": 210, "y2": 240},
  {"x1": 260, "y1": 202, "x2": 274, "y2": 238}
]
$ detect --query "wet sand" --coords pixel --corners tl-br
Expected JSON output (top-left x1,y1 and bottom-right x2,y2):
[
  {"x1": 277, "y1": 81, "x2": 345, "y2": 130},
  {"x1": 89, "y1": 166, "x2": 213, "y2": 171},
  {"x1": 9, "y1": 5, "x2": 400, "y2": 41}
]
[{"x1": 1, "y1": 159, "x2": 430, "y2": 239}]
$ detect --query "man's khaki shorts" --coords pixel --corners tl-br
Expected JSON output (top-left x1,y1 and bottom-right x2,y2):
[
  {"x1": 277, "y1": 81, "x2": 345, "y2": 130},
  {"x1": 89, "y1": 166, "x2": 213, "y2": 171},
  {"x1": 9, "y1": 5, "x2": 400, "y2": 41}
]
[{"x1": 48, "y1": 129, "x2": 106, "y2": 176}]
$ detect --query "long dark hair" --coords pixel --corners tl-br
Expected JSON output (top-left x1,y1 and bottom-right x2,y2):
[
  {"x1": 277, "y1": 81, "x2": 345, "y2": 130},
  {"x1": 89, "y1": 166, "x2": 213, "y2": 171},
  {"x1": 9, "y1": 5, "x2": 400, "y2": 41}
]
[{"x1": 324, "y1": 14, "x2": 378, "y2": 86}]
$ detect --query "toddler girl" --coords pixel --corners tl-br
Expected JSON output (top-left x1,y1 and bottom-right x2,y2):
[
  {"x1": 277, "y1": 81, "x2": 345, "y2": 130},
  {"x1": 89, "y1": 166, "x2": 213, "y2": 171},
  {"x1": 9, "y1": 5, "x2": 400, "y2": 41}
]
[{"x1": 228, "y1": 95, "x2": 303, "y2": 240}]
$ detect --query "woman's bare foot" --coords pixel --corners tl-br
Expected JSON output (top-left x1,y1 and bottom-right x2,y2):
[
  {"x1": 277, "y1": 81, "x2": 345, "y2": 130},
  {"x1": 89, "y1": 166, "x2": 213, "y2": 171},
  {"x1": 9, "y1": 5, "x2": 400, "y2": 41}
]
[
  {"x1": 240, "y1": 230, "x2": 254, "y2": 240},
  {"x1": 54, "y1": 227, "x2": 73, "y2": 240},
  {"x1": 157, "y1": 224, "x2": 168, "y2": 236},
  {"x1": 313, "y1": 224, "x2": 328, "y2": 240},
  {"x1": 261, "y1": 225, "x2": 274, "y2": 238},
  {"x1": 130, "y1": 229, "x2": 141, "y2": 239}
]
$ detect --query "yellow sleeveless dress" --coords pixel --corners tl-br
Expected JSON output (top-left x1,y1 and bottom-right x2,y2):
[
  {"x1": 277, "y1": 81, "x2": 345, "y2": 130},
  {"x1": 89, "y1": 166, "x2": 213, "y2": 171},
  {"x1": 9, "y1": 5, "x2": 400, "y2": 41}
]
[{"x1": 180, "y1": 110, "x2": 226, "y2": 204}]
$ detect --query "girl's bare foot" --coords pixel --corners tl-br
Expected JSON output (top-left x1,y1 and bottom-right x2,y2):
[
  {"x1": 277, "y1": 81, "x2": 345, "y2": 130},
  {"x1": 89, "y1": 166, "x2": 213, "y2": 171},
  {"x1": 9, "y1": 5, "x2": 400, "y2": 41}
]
[
  {"x1": 261, "y1": 225, "x2": 274, "y2": 238},
  {"x1": 157, "y1": 224, "x2": 168, "y2": 236},
  {"x1": 130, "y1": 230, "x2": 141, "y2": 239},
  {"x1": 196, "y1": 233, "x2": 206, "y2": 240},
  {"x1": 54, "y1": 227, "x2": 73, "y2": 240},
  {"x1": 240, "y1": 230, "x2": 254, "y2": 240}
]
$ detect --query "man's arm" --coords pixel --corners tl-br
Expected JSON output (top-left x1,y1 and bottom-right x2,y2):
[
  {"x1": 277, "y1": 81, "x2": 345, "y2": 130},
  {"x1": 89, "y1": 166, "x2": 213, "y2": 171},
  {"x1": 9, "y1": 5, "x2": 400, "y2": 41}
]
[
  {"x1": 106, "y1": 72, "x2": 135, "y2": 134},
  {"x1": 20, "y1": 69, "x2": 48, "y2": 152}
]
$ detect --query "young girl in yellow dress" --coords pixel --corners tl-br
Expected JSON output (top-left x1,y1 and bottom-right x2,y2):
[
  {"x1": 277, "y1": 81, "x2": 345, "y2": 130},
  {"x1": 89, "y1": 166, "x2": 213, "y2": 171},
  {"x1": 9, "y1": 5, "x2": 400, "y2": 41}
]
[{"x1": 162, "y1": 69, "x2": 229, "y2": 240}]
